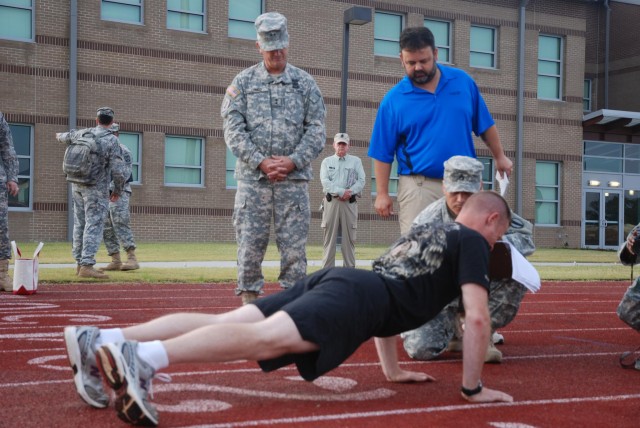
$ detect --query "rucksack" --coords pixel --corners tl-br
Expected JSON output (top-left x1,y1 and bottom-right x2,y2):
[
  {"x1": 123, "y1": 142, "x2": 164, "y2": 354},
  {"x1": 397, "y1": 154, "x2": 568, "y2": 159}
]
[{"x1": 62, "y1": 129, "x2": 110, "y2": 185}]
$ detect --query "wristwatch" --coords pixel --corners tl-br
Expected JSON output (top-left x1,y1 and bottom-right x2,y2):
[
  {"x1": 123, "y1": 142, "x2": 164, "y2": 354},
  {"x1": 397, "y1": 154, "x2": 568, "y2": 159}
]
[{"x1": 461, "y1": 380, "x2": 483, "y2": 397}]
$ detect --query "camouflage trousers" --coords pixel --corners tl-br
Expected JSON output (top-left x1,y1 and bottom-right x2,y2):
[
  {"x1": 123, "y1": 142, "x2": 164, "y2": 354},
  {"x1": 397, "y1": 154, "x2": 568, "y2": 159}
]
[
  {"x1": 617, "y1": 277, "x2": 640, "y2": 331},
  {"x1": 103, "y1": 191, "x2": 136, "y2": 255},
  {"x1": 401, "y1": 278, "x2": 528, "y2": 360},
  {"x1": 72, "y1": 184, "x2": 109, "y2": 266},
  {"x1": 233, "y1": 179, "x2": 310, "y2": 294},
  {"x1": 0, "y1": 186, "x2": 10, "y2": 260}
]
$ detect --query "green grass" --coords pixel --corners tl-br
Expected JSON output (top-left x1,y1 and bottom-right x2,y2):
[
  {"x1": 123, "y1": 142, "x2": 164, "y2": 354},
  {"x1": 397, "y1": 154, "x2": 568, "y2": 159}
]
[{"x1": 13, "y1": 241, "x2": 631, "y2": 284}]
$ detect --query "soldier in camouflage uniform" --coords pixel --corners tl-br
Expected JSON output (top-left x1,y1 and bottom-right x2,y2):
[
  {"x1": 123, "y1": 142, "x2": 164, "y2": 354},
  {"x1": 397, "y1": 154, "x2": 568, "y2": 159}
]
[
  {"x1": 0, "y1": 112, "x2": 19, "y2": 292},
  {"x1": 221, "y1": 12, "x2": 326, "y2": 305},
  {"x1": 402, "y1": 156, "x2": 535, "y2": 363},
  {"x1": 100, "y1": 123, "x2": 139, "y2": 272},
  {"x1": 57, "y1": 107, "x2": 127, "y2": 279},
  {"x1": 616, "y1": 225, "x2": 640, "y2": 369}
]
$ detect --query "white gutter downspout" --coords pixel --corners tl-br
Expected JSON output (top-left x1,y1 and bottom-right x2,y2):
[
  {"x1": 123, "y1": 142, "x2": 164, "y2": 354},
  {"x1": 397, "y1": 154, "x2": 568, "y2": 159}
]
[{"x1": 604, "y1": 0, "x2": 611, "y2": 108}]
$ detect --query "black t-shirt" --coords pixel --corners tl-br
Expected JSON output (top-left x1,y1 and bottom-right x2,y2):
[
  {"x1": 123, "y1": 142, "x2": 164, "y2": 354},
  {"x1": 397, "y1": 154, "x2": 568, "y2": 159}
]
[{"x1": 372, "y1": 222, "x2": 491, "y2": 336}]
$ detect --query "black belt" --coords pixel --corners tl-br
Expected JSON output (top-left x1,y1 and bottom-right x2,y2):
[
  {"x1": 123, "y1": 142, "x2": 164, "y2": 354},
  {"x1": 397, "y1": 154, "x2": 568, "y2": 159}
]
[{"x1": 326, "y1": 193, "x2": 356, "y2": 203}]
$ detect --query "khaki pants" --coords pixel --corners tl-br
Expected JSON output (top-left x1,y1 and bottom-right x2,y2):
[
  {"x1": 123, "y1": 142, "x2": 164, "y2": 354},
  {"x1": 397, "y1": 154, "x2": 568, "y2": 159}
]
[
  {"x1": 397, "y1": 175, "x2": 443, "y2": 234},
  {"x1": 321, "y1": 197, "x2": 357, "y2": 268}
]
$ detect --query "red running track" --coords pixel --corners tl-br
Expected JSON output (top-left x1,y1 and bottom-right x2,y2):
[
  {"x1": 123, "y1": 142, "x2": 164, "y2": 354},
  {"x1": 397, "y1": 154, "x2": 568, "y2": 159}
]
[{"x1": 1, "y1": 281, "x2": 639, "y2": 427}]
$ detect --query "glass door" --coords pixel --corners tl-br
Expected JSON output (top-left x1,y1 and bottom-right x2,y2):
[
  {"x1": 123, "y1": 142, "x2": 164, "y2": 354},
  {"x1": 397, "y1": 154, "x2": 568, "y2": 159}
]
[{"x1": 583, "y1": 189, "x2": 622, "y2": 249}]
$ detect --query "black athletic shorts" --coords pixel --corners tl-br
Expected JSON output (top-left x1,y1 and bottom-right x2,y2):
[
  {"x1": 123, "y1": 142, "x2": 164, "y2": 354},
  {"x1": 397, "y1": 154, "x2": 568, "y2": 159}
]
[{"x1": 253, "y1": 267, "x2": 392, "y2": 381}]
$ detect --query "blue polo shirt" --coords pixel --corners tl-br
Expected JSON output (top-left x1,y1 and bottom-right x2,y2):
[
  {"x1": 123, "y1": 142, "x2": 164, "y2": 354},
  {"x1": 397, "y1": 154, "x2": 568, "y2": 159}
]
[{"x1": 368, "y1": 64, "x2": 495, "y2": 179}]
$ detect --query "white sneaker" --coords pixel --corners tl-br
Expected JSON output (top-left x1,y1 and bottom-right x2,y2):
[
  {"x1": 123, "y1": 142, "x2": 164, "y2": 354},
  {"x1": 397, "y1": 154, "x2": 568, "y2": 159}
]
[
  {"x1": 492, "y1": 332, "x2": 505, "y2": 345},
  {"x1": 63, "y1": 326, "x2": 109, "y2": 408}
]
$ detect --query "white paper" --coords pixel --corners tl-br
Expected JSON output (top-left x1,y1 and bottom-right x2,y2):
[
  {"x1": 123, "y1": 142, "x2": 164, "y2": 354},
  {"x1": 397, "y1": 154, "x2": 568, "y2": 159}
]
[
  {"x1": 504, "y1": 241, "x2": 541, "y2": 293},
  {"x1": 496, "y1": 171, "x2": 509, "y2": 197}
]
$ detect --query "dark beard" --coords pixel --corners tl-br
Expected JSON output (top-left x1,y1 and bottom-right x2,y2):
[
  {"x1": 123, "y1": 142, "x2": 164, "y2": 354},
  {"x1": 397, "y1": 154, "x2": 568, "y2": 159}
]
[{"x1": 410, "y1": 64, "x2": 437, "y2": 85}]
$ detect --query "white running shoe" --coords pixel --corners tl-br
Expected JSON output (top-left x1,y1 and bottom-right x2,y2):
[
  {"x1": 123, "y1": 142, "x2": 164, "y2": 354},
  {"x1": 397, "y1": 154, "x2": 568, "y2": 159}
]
[
  {"x1": 63, "y1": 326, "x2": 109, "y2": 408},
  {"x1": 96, "y1": 341, "x2": 159, "y2": 426}
]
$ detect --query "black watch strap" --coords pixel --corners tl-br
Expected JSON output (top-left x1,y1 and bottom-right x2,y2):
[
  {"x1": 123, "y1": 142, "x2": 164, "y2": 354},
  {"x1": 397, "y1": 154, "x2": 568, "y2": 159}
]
[{"x1": 461, "y1": 381, "x2": 483, "y2": 397}]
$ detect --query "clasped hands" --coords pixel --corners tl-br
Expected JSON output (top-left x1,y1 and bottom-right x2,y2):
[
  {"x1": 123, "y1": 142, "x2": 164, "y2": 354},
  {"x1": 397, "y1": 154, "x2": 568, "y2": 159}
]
[{"x1": 259, "y1": 156, "x2": 295, "y2": 182}]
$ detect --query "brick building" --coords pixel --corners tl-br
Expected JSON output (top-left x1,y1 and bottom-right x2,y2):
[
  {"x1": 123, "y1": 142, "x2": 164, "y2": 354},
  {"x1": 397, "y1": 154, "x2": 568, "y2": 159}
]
[{"x1": 0, "y1": 0, "x2": 639, "y2": 249}]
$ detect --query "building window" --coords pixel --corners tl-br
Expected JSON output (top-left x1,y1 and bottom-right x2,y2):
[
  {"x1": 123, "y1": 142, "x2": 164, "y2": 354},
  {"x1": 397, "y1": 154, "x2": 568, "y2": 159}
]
[
  {"x1": 371, "y1": 159, "x2": 399, "y2": 196},
  {"x1": 167, "y1": 0, "x2": 205, "y2": 33},
  {"x1": 0, "y1": 0, "x2": 34, "y2": 42},
  {"x1": 229, "y1": 0, "x2": 262, "y2": 39},
  {"x1": 226, "y1": 146, "x2": 237, "y2": 188},
  {"x1": 535, "y1": 161, "x2": 560, "y2": 225},
  {"x1": 583, "y1": 79, "x2": 592, "y2": 112},
  {"x1": 424, "y1": 19, "x2": 451, "y2": 63},
  {"x1": 101, "y1": 0, "x2": 143, "y2": 24},
  {"x1": 538, "y1": 35, "x2": 563, "y2": 100},
  {"x1": 478, "y1": 157, "x2": 494, "y2": 190},
  {"x1": 164, "y1": 136, "x2": 204, "y2": 186},
  {"x1": 470, "y1": 25, "x2": 496, "y2": 68},
  {"x1": 583, "y1": 140, "x2": 640, "y2": 175},
  {"x1": 584, "y1": 141, "x2": 623, "y2": 173},
  {"x1": 374, "y1": 12, "x2": 402, "y2": 57},
  {"x1": 8, "y1": 123, "x2": 33, "y2": 211},
  {"x1": 118, "y1": 132, "x2": 141, "y2": 183}
]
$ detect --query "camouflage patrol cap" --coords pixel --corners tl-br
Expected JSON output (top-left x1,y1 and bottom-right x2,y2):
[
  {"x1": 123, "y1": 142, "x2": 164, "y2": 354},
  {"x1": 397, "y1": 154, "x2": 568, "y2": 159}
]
[
  {"x1": 334, "y1": 132, "x2": 350, "y2": 145},
  {"x1": 255, "y1": 12, "x2": 289, "y2": 51},
  {"x1": 109, "y1": 123, "x2": 120, "y2": 132},
  {"x1": 96, "y1": 107, "x2": 114, "y2": 118},
  {"x1": 443, "y1": 155, "x2": 484, "y2": 193}
]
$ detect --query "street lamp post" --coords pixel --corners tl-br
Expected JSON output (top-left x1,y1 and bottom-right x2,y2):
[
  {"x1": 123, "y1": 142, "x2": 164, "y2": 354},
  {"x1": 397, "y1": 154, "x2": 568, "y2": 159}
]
[{"x1": 340, "y1": 6, "x2": 372, "y2": 133}]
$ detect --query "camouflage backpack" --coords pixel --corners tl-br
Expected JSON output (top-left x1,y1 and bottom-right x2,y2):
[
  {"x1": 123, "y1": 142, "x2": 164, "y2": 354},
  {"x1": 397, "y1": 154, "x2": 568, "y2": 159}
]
[{"x1": 62, "y1": 129, "x2": 109, "y2": 185}]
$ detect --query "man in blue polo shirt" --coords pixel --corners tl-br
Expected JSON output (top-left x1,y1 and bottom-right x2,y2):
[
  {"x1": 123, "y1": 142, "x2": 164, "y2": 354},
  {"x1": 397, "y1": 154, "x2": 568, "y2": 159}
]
[{"x1": 368, "y1": 26, "x2": 512, "y2": 234}]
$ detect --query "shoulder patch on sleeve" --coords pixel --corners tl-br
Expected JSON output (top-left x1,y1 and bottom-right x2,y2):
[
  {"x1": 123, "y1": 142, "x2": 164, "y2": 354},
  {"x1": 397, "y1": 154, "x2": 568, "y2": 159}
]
[{"x1": 226, "y1": 85, "x2": 240, "y2": 99}]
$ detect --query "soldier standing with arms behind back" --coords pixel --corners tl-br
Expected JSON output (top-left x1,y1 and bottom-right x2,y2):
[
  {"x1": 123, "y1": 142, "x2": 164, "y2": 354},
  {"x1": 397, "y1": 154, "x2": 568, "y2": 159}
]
[
  {"x1": 57, "y1": 107, "x2": 127, "y2": 279},
  {"x1": 0, "y1": 112, "x2": 19, "y2": 292},
  {"x1": 100, "y1": 123, "x2": 139, "y2": 272},
  {"x1": 222, "y1": 12, "x2": 326, "y2": 305},
  {"x1": 319, "y1": 132, "x2": 365, "y2": 268}
]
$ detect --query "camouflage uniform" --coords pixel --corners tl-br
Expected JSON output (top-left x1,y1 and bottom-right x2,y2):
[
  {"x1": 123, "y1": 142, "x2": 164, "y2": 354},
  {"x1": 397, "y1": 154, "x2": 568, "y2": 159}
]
[
  {"x1": 103, "y1": 143, "x2": 135, "y2": 254},
  {"x1": 616, "y1": 227, "x2": 640, "y2": 333},
  {"x1": 58, "y1": 120, "x2": 126, "y2": 267},
  {"x1": 0, "y1": 112, "x2": 19, "y2": 261},
  {"x1": 222, "y1": 13, "x2": 326, "y2": 294},
  {"x1": 402, "y1": 156, "x2": 535, "y2": 360}
]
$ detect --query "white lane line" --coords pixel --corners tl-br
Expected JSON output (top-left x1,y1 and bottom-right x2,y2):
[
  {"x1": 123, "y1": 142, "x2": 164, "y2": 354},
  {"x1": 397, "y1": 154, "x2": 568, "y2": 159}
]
[{"x1": 179, "y1": 393, "x2": 640, "y2": 428}]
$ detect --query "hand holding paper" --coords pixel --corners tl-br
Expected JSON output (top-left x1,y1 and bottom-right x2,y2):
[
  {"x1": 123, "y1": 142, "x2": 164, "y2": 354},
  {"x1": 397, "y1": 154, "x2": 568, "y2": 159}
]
[{"x1": 496, "y1": 171, "x2": 509, "y2": 197}]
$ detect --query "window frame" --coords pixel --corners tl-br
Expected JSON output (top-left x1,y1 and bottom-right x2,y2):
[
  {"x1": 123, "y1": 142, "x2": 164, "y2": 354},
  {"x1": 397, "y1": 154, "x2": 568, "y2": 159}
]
[
  {"x1": 371, "y1": 158, "x2": 399, "y2": 196},
  {"x1": 167, "y1": 0, "x2": 206, "y2": 33},
  {"x1": 583, "y1": 79, "x2": 592, "y2": 112},
  {"x1": 100, "y1": 0, "x2": 144, "y2": 25},
  {"x1": 8, "y1": 122, "x2": 34, "y2": 212},
  {"x1": 424, "y1": 18, "x2": 452, "y2": 64},
  {"x1": 225, "y1": 146, "x2": 238, "y2": 189},
  {"x1": 374, "y1": 11, "x2": 403, "y2": 58},
  {"x1": 0, "y1": 0, "x2": 35, "y2": 42},
  {"x1": 535, "y1": 161, "x2": 561, "y2": 226},
  {"x1": 537, "y1": 34, "x2": 564, "y2": 101},
  {"x1": 477, "y1": 156, "x2": 494, "y2": 190},
  {"x1": 118, "y1": 132, "x2": 142, "y2": 184},
  {"x1": 164, "y1": 135, "x2": 205, "y2": 188},
  {"x1": 228, "y1": 0, "x2": 263, "y2": 40},
  {"x1": 469, "y1": 25, "x2": 497, "y2": 69}
]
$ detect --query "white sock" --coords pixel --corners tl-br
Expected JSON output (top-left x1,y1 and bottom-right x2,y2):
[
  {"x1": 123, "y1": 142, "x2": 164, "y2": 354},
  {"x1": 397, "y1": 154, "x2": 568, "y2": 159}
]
[
  {"x1": 95, "y1": 328, "x2": 125, "y2": 348},
  {"x1": 136, "y1": 340, "x2": 169, "y2": 371}
]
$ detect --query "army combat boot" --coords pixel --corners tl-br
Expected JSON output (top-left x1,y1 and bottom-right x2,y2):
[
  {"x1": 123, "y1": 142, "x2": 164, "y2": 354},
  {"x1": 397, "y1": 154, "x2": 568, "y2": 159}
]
[
  {"x1": 0, "y1": 259, "x2": 12, "y2": 291},
  {"x1": 100, "y1": 252, "x2": 122, "y2": 271},
  {"x1": 78, "y1": 265, "x2": 109, "y2": 279},
  {"x1": 120, "y1": 248, "x2": 139, "y2": 271}
]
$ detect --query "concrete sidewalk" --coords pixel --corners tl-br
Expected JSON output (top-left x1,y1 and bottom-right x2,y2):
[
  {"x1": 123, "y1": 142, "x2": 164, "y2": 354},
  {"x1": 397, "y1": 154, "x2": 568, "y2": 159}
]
[{"x1": 33, "y1": 260, "x2": 620, "y2": 269}]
